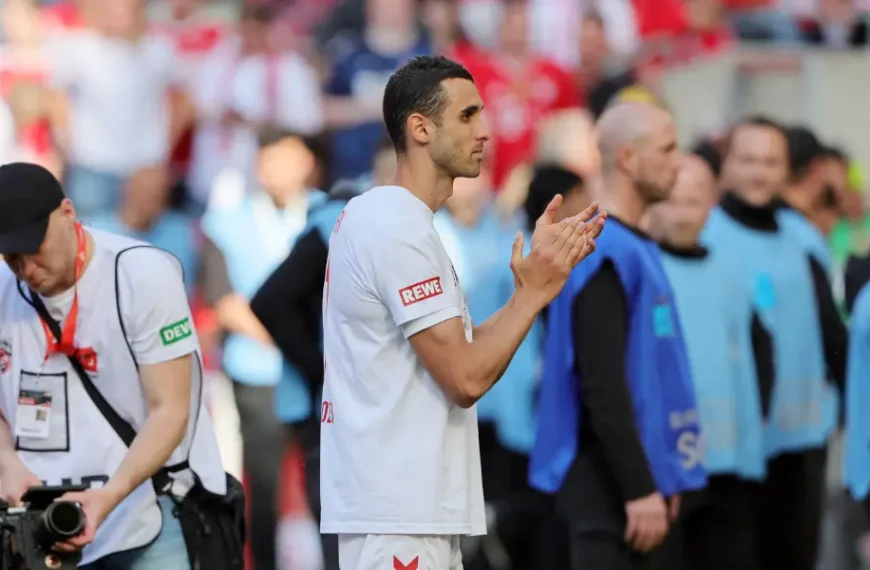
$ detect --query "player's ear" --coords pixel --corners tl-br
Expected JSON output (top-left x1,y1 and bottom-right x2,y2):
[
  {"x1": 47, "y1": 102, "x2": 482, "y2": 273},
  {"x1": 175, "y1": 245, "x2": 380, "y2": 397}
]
[
  {"x1": 619, "y1": 146, "x2": 638, "y2": 178},
  {"x1": 407, "y1": 112, "x2": 431, "y2": 146}
]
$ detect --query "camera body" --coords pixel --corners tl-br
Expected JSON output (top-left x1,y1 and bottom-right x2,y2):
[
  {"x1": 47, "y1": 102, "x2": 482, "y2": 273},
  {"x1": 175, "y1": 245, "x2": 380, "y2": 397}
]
[{"x1": 0, "y1": 486, "x2": 87, "y2": 570}]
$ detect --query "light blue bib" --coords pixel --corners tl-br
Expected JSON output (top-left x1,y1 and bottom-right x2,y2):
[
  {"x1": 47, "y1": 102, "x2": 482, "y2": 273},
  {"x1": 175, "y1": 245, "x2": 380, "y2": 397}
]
[
  {"x1": 202, "y1": 191, "x2": 326, "y2": 421},
  {"x1": 844, "y1": 283, "x2": 870, "y2": 500},
  {"x1": 661, "y1": 250, "x2": 766, "y2": 480},
  {"x1": 703, "y1": 207, "x2": 836, "y2": 457}
]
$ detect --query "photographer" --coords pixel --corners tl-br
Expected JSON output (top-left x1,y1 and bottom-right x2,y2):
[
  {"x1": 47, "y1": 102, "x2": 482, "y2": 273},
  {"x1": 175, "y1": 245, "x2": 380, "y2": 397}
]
[{"x1": 0, "y1": 163, "x2": 241, "y2": 569}]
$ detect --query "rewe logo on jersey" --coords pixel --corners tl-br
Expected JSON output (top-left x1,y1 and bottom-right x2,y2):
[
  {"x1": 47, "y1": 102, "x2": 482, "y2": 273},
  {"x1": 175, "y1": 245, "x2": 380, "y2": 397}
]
[
  {"x1": 160, "y1": 317, "x2": 193, "y2": 346},
  {"x1": 399, "y1": 277, "x2": 443, "y2": 306}
]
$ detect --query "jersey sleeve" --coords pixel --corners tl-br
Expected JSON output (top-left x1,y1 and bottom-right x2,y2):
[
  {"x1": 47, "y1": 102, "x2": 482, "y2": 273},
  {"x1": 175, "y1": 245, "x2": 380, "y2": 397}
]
[
  {"x1": 368, "y1": 227, "x2": 461, "y2": 337},
  {"x1": 117, "y1": 247, "x2": 199, "y2": 365}
]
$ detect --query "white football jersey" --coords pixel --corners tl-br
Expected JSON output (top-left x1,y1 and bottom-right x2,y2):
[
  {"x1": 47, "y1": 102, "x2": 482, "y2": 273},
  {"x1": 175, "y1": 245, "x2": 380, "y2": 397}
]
[{"x1": 320, "y1": 185, "x2": 486, "y2": 536}]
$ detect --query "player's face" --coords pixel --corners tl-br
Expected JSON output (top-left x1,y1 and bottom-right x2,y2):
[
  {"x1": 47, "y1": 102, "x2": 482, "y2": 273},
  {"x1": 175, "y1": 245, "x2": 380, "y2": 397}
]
[
  {"x1": 430, "y1": 78, "x2": 490, "y2": 179},
  {"x1": 722, "y1": 124, "x2": 788, "y2": 207},
  {"x1": 3, "y1": 204, "x2": 78, "y2": 296},
  {"x1": 654, "y1": 161, "x2": 715, "y2": 247},
  {"x1": 634, "y1": 116, "x2": 680, "y2": 204}
]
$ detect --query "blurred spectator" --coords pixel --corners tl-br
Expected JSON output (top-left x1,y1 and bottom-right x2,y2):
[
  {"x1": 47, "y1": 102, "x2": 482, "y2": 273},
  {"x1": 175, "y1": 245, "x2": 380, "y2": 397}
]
[
  {"x1": 528, "y1": 0, "x2": 641, "y2": 69},
  {"x1": 421, "y1": 0, "x2": 484, "y2": 64},
  {"x1": 471, "y1": 0, "x2": 575, "y2": 188},
  {"x1": 802, "y1": 0, "x2": 869, "y2": 48},
  {"x1": 47, "y1": 0, "x2": 193, "y2": 220},
  {"x1": 149, "y1": 0, "x2": 229, "y2": 186},
  {"x1": 725, "y1": 0, "x2": 804, "y2": 42},
  {"x1": 200, "y1": 128, "x2": 322, "y2": 570},
  {"x1": 188, "y1": 3, "x2": 322, "y2": 212},
  {"x1": 575, "y1": 10, "x2": 637, "y2": 119},
  {"x1": 535, "y1": 107, "x2": 599, "y2": 178},
  {"x1": 782, "y1": 125, "x2": 828, "y2": 219},
  {"x1": 0, "y1": 0, "x2": 57, "y2": 172},
  {"x1": 495, "y1": 106, "x2": 598, "y2": 222},
  {"x1": 5, "y1": 81, "x2": 59, "y2": 174},
  {"x1": 40, "y1": 0, "x2": 86, "y2": 36},
  {"x1": 323, "y1": 0, "x2": 428, "y2": 182},
  {"x1": 87, "y1": 165, "x2": 199, "y2": 296}
]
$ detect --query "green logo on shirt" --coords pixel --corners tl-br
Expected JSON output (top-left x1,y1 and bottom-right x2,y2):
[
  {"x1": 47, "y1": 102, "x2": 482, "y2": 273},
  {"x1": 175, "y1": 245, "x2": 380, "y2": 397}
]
[{"x1": 160, "y1": 318, "x2": 192, "y2": 346}]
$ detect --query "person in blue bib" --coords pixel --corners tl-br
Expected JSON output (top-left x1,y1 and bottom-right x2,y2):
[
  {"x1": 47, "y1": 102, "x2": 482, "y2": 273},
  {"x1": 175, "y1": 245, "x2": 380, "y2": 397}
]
[
  {"x1": 529, "y1": 102, "x2": 707, "y2": 570},
  {"x1": 844, "y1": 275, "x2": 870, "y2": 519},
  {"x1": 199, "y1": 128, "x2": 325, "y2": 570},
  {"x1": 248, "y1": 140, "x2": 396, "y2": 570},
  {"x1": 702, "y1": 116, "x2": 847, "y2": 570},
  {"x1": 649, "y1": 154, "x2": 774, "y2": 570},
  {"x1": 774, "y1": 126, "x2": 834, "y2": 272}
]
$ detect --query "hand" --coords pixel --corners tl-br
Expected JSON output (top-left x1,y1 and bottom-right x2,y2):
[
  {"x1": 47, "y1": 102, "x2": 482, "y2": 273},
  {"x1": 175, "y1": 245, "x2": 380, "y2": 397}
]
[
  {"x1": 624, "y1": 492, "x2": 669, "y2": 553},
  {"x1": 0, "y1": 457, "x2": 41, "y2": 506},
  {"x1": 510, "y1": 195, "x2": 606, "y2": 306},
  {"x1": 51, "y1": 488, "x2": 120, "y2": 553}
]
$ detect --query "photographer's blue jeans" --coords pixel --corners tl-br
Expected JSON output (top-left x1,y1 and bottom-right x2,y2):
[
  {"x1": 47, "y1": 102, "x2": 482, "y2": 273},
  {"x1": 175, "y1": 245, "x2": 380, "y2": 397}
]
[{"x1": 80, "y1": 496, "x2": 191, "y2": 570}]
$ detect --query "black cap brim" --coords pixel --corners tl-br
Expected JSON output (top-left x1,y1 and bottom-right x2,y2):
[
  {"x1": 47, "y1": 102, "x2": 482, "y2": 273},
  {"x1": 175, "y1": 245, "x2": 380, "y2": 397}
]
[{"x1": 0, "y1": 216, "x2": 49, "y2": 255}]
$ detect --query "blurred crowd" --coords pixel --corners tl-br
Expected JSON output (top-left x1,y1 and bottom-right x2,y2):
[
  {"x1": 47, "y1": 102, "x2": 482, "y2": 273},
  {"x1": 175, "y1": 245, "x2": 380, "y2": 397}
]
[{"x1": 2, "y1": 0, "x2": 870, "y2": 569}]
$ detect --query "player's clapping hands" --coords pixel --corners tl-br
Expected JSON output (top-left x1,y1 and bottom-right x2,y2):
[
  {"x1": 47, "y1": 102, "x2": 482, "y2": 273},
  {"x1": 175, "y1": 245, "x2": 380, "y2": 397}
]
[{"x1": 510, "y1": 195, "x2": 606, "y2": 306}]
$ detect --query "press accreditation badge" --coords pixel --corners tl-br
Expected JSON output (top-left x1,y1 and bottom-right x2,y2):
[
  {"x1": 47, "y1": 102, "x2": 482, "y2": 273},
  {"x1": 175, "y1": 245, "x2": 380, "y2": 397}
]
[{"x1": 15, "y1": 390, "x2": 52, "y2": 439}]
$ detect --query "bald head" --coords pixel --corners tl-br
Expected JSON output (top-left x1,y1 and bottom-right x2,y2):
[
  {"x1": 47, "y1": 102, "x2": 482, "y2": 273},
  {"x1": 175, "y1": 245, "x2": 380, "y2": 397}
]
[
  {"x1": 595, "y1": 103, "x2": 679, "y2": 203},
  {"x1": 597, "y1": 103, "x2": 671, "y2": 172}
]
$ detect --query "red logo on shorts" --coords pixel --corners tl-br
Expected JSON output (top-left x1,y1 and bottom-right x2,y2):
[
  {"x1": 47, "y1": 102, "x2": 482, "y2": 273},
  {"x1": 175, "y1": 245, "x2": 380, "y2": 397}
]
[
  {"x1": 398, "y1": 277, "x2": 443, "y2": 306},
  {"x1": 393, "y1": 556, "x2": 419, "y2": 570}
]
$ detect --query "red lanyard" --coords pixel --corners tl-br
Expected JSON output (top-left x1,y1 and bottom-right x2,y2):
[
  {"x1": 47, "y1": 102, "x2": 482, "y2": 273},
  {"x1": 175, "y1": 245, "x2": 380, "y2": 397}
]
[{"x1": 38, "y1": 222, "x2": 86, "y2": 361}]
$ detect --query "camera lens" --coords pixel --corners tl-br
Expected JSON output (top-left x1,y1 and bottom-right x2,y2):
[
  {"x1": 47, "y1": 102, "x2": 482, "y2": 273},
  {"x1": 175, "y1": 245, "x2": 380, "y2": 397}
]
[{"x1": 41, "y1": 502, "x2": 85, "y2": 540}]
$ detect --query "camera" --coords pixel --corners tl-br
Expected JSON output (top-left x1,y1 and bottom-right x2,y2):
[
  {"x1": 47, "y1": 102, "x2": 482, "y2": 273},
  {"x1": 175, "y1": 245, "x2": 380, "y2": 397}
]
[{"x1": 0, "y1": 485, "x2": 86, "y2": 570}]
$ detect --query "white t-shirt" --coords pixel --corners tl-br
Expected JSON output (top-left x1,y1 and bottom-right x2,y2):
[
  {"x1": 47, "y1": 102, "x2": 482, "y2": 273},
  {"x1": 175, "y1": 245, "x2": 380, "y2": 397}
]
[
  {"x1": 319, "y1": 185, "x2": 486, "y2": 536},
  {"x1": 48, "y1": 31, "x2": 183, "y2": 174},
  {"x1": 0, "y1": 229, "x2": 225, "y2": 565}
]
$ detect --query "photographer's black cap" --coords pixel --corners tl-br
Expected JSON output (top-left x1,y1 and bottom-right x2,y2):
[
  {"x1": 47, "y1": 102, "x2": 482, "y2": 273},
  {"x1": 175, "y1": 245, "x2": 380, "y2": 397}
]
[{"x1": 0, "y1": 162, "x2": 65, "y2": 255}]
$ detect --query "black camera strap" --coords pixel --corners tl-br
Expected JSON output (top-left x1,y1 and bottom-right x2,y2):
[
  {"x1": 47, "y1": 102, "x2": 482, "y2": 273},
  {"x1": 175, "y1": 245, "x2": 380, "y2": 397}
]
[{"x1": 26, "y1": 287, "x2": 173, "y2": 494}]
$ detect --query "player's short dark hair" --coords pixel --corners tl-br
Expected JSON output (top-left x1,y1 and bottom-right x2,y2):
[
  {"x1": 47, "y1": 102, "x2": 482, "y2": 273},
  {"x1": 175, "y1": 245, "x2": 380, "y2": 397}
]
[
  {"x1": 382, "y1": 55, "x2": 474, "y2": 153},
  {"x1": 258, "y1": 126, "x2": 301, "y2": 149},
  {"x1": 724, "y1": 115, "x2": 788, "y2": 158},
  {"x1": 785, "y1": 125, "x2": 825, "y2": 181}
]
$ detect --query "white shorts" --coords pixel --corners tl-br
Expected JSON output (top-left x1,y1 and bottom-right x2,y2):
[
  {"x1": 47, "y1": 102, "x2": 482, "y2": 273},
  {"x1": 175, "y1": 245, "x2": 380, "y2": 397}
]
[{"x1": 337, "y1": 534, "x2": 464, "y2": 570}]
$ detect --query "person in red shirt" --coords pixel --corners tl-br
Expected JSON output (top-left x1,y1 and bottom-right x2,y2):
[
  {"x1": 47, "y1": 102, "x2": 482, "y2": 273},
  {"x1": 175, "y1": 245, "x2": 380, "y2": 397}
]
[{"x1": 471, "y1": 0, "x2": 576, "y2": 189}]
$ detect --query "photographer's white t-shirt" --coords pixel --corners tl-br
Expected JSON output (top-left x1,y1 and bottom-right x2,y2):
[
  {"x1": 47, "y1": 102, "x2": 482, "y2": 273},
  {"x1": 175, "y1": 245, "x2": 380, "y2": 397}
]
[{"x1": 0, "y1": 229, "x2": 225, "y2": 565}]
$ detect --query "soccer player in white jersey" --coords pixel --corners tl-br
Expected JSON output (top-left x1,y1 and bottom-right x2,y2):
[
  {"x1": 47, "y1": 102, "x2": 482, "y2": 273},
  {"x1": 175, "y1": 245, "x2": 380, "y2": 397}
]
[
  {"x1": 320, "y1": 55, "x2": 607, "y2": 570},
  {"x1": 0, "y1": 163, "x2": 229, "y2": 569}
]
